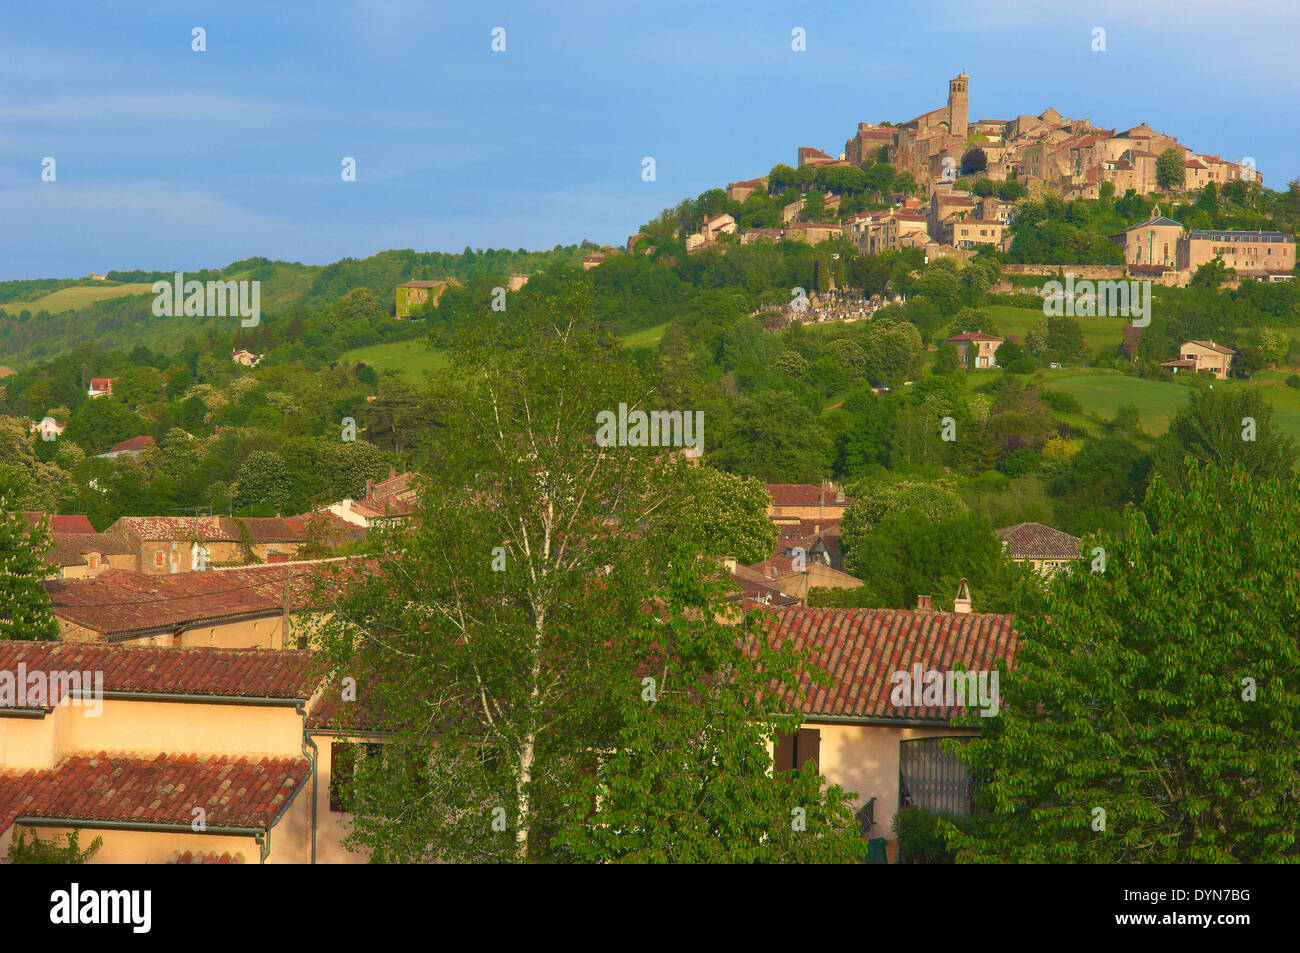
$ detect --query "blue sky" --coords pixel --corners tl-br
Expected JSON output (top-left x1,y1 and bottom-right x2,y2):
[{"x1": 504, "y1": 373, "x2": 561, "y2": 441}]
[{"x1": 2, "y1": 0, "x2": 1298, "y2": 280}]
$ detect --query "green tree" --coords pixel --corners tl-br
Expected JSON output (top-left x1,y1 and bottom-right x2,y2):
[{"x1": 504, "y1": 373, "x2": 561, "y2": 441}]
[
  {"x1": 712, "y1": 391, "x2": 834, "y2": 482},
  {"x1": 995, "y1": 180, "x2": 1027, "y2": 201},
  {"x1": 560, "y1": 540, "x2": 862, "y2": 862},
  {"x1": 1190, "y1": 255, "x2": 1235, "y2": 290},
  {"x1": 841, "y1": 480, "x2": 967, "y2": 562},
  {"x1": 932, "y1": 342, "x2": 960, "y2": 376},
  {"x1": 234, "y1": 450, "x2": 292, "y2": 514},
  {"x1": 892, "y1": 172, "x2": 918, "y2": 196},
  {"x1": 949, "y1": 464, "x2": 1300, "y2": 862},
  {"x1": 64, "y1": 398, "x2": 150, "y2": 454},
  {"x1": 847, "y1": 507, "x2": 1020, "y2": 611},
  {"x1": 1152, "y1": 386, "x2": 1298, "y2": 489},
  {"x1": 960, "y1": 148, "x2": 988, "y2": 175},
  {"x1": 1156, "y1": 148, "x2": 1186, "y2": 192},
  {"x1": 646, "y1": 465, "x2": 777, "y2": 566},
  {"x1": 309, "y1": 289, "x2": 859, "y2": 863},
  {"x1": 0, "y1": 498, "x2": 59, "y2": 640}
]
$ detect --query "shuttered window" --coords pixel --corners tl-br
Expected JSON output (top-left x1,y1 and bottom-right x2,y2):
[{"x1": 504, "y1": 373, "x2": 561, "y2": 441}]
[{"x1": 774, "y1": 727, "x2": 821, "y2": 773}]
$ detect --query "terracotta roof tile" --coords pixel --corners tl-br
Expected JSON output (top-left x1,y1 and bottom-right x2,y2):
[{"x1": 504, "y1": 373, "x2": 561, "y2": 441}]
[
  {"x1": 21, "y1": 513, "x2": 96, "y2": 535},
  {"x1": 0, "y1": 642, "x2": 323, "y2": 706},
  {"x1": 765, "y1": 484, "x2": 850, "y2": 508},
  {"x1": 0, "y1": 754, "x2": 310, "y2": 833},
  {"x1": 44, "y1": 562, "x2": 355, "y2": 637},
  {"x1": 995, "y1": 522, "x2": 1082, "y2": 560},
  {"x1": 764, "y1": 607, "x2": 1018, "y2": 722}
]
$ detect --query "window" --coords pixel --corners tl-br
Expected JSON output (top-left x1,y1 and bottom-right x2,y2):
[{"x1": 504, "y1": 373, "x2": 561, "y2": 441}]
[
  {"x1": 773, "y1": 727, "x2": 821, "y2": 773},
  {"x1": 899, "y1": 737, "x2": 973, "y2": 817},
  {"x1": 330, "y1": 741, "x2": 384, "y2": 812},
  {"x1": 154, "y1": 552, "x2": 164, "y2": 568}
]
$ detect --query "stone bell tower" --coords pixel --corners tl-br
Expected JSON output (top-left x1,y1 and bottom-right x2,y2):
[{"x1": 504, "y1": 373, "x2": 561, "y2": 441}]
[{"x1": 947, "y1": 73, "x2": 969, "y2": 139}]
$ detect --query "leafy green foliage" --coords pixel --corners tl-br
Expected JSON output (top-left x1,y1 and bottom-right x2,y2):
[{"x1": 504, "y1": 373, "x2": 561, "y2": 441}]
[
  {"x1": 310, "y1": 288, "x2": 859, "y2": 863},
  {"x1": 0, "y1": 500, "x2": 58, "y2": 640},
  {"x1": 950, "y1": 464, "x2": 1300, "y2": 862},
  {"x1": 7, "y1": 828, "x2": 103, "y2": 863},
  {"x1": 1151, "y1": 386, "x2": 1298, "y2": 490}
]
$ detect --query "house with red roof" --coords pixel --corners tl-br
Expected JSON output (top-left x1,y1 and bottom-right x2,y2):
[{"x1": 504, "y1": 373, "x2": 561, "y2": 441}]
[
  {"x1": 43, "y1": 559, "x2": 352, "y2": 647},
  {"x1": 0, "y1": 641, "x2": 369, "y2": 863},
  {"x1": 764, "y1": 482, "x2": 850, "y2": 523},
  {"x1": 763, "y1": 592, "x2": 1018, "y2": 859},
  {"x1": 95, "y1": 434, "x2": 155, "y2": 460},
  {"x1": 1161, "y1": 339, "x2": 1236, "y2": 379},
  {"x1": 995, "y1": 522, "x2": 1083, "y2": 575},
  {"x1": 86, "y1": 377, "x2": 116, "y2": 399},
  {"x1": 325, "y1": 468, "x2": 418, "y2": 529},
  {"x1": 945, "y1": 331, "x2": 1004, "y2": 369}
]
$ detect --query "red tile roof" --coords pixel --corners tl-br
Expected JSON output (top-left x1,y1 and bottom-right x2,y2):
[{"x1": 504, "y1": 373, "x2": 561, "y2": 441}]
[
  {"x1": 0, "y1": 642, "x2": 322, "y2": 706},
  {"x1": 995, "y1": 522, "x2": 1082, "y2": 560},
  {"x1": 44, "y1": 564, "x2": 349, "y2": 637},
  {"x1": 42, "y1": 531, "x2": 135, "y2": 569},
  {"x1": 285, "y1": 510, "x2": 368, "y2": 543},
  {"x1": 307, "y1": 672, "x2": 402, "y2": 734},
  {"x1": 107, "y1": 435, "x2": 155, "y2": 454},
  {"x1": 765, "y1": 484, "x2": 850, "y2": 508},
  {"x1": 774, "y1": 517, "x2": 842, "y2": 540},
  {"x1": 1189, "y1": 340, "x2": 1236, "y2": 355},
  {"x1": 946, "y1": 332, "x2": 1004, "y2": 343},
  {"x1": 110, "y1": 516, "x2": 236, "y2": 542},
  {"x1": 730, "y1": 566, "x2": 800, "y2": 608},
  {"x1": 21, "y1": 513, "x2": 96, "y2": 535},
  {"x1": 764, "y1": 607, "x2": 1018, "y2": 722},
  {"x1": 0, "y1": 753, "x2": 310, "y2": 834}
]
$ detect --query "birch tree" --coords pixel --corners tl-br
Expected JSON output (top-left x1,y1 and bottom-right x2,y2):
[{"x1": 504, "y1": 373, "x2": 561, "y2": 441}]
[{"x1": 310, "y1": 287, "x2": 860, "y2": 862}]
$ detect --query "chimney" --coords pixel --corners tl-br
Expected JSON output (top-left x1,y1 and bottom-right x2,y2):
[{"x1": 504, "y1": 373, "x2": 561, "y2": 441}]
[
  {"x1": 723, "y1": 557, "x2": 737, "y2": 574},
  {"x1": 916, "y1": 595, "x2": 932, "y2": 611},
  {"x1": 389, "y1": 467, "x2": 397, "y2": 480},
  {"x1": 954, "y1": 578, "x2": 972, "y2": 614}
]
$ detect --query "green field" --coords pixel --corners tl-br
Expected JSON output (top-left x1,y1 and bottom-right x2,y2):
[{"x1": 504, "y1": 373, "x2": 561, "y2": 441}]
[
  {"x1": 619, "y1": 323, "x2": 668, "y2": 349},
  {"x1": 3, "y1": 282, "x2": 155, "y2": 314},
  {"x1": 1039, "y1": 368, "x2": 1300, "y2": 440},
  {"x1": 983, "y1": 304, "x2": 1128, "y2": 354},
  {"x1": 341, "y1": 339, "x2": 451, "y2": 377}
]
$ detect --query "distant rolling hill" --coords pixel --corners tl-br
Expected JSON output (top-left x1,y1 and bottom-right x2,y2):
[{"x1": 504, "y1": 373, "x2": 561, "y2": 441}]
[{"x1": 0, "y1": 246, "x2": 589, "y2": 370}]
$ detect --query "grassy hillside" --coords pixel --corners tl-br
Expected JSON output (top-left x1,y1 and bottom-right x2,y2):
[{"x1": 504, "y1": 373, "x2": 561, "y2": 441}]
[
  {"x1": 3, "y1": 281, "x2": 156, "y2": 314},
  {"x1": 1040, "y1": 367, "x2": 1300, "y2": 440},
  {"x1": 983, "y1": 304, "x2": 1127, "y2": 354},
  {"x1": 0, "y1": 246, "x2": 590, "y2": 370},
  {"x1": 342, "y1": 338, "x2": 451, "y2": 377}
]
